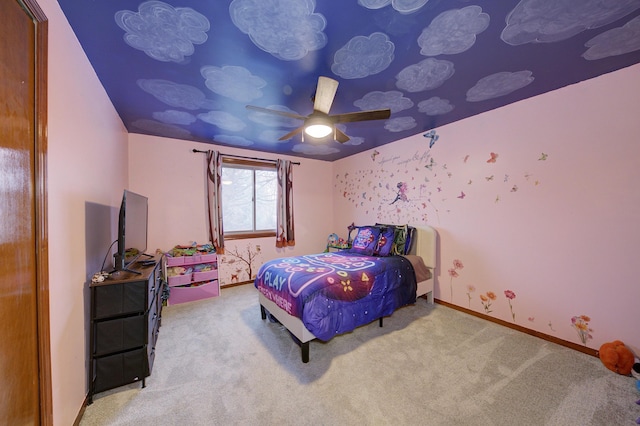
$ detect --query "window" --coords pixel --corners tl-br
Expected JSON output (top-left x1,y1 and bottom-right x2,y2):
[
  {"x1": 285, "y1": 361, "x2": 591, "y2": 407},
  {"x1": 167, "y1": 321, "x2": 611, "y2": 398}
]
[{"x1": 221, "y1": 159, "x2": 277, "y2": 239}]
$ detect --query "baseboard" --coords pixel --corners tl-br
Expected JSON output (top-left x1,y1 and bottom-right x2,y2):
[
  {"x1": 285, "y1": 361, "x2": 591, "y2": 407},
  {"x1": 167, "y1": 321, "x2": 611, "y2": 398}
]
[
  {"x1": 221, "y1": 280, "x2": 253, "y2": 289},
  {"x1": 434, "y1": 298, "x2": 599, "y2": 358},
  {"x1": 74, "y1": 395, "x2": 89, "y2": 426}
]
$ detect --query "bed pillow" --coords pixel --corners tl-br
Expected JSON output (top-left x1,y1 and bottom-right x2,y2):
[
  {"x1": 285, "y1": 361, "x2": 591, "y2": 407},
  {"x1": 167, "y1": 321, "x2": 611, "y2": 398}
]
[
  {"x1": 405, "y1": 226, "x2": 416, "y2": 254},
  {"x1": 348, "y1": 226, "x2": 381, "y2": 256},
  {"x1": 374, "y1": 226, "x2": 395, "y2": 257},
  {"x1": 375, "y1": 223, "x2": 410, "y2": 255}
]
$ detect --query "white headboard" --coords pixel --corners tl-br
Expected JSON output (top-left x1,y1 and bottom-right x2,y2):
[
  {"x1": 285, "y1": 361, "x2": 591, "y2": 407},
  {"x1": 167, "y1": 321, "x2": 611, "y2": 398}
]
[{"x1": 409, "y1": 225, "x2": 437, "y2": 270}]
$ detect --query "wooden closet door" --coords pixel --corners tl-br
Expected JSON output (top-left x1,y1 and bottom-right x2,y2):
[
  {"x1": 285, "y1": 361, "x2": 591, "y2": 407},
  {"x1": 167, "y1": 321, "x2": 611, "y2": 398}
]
[{"x1": 0, "y1": 0, "x2": 51, "y2": 424}]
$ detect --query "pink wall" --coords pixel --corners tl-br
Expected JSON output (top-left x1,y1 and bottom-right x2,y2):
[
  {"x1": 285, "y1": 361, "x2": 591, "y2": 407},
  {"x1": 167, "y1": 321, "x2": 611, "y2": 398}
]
[
  {"x1": 40, "y1": 0, "x2": 129, "y2": 423},
  {"x1": 332, "y1": 64, "x2": 640, "y2": 354}
]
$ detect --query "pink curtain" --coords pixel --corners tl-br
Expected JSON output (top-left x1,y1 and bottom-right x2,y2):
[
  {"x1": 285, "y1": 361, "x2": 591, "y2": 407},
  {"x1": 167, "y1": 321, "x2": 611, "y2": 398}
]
[
  {"x1": 276, "y1": 159, "x2": 295, "y2": 248},
  {"x1": 206, "y1": 150, "x2": 225, "y2": 254}
]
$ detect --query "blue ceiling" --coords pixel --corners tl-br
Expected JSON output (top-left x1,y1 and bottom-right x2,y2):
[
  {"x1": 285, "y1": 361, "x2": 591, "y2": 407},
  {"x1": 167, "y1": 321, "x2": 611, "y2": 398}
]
[{"x1": 58, "y1": 0, "x2": 640, "y2": 161}]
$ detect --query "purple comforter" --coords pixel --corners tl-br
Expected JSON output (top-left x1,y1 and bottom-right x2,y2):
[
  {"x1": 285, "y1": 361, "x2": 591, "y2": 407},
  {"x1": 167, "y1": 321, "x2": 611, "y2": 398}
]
[{"x1": 254, "y1": 252, "x2": 417, "y2": 341}]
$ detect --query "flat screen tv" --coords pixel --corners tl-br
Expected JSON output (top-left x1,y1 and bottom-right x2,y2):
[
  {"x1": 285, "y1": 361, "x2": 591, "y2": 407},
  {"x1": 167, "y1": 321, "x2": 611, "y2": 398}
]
[{"x1": 113, "y1": 190, "x2": 150, "y2": 273}]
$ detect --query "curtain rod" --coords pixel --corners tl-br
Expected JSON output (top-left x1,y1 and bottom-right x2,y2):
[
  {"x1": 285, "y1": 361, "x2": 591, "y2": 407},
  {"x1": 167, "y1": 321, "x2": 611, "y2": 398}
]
[{"x1": 192, "y1": 149, "x2": 300, "y2": 165}]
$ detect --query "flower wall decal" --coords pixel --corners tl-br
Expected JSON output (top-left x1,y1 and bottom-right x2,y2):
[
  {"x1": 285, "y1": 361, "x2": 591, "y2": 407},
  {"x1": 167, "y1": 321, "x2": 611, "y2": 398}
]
[
  {"x1": 448, "y1": 259, "x2": 464, "y2": 301},
  {"x1": 480, "y1": 291, "x2": 496, "y2": 313},
  {"x1": 571, "y1": 315, "x2": 594, "y2": 345},
  {"x1": 466, "y1": 284, "x2": 475, "y2": 308},
  {"x1": 504, "y1": 289, "x2": 516, "y2": 322}
]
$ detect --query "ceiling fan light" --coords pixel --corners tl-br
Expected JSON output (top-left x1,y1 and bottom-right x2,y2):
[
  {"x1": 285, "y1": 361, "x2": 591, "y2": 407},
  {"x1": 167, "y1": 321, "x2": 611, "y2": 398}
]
[{"x1": 304, "y1": 122, "x2": 333, "y2": 138}]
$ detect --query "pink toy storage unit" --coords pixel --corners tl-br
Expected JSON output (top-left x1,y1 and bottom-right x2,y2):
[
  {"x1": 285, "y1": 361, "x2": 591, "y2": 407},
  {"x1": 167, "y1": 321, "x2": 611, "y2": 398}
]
[{"x1": 165, "y1": 253, "x2": 219, "y2": 305}]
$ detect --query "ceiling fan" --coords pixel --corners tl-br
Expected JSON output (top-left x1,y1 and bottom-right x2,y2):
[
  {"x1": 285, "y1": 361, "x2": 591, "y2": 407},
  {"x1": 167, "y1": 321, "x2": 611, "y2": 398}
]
[{"x1": 246, "y1": 76, "x2": 391, "y2": 144}]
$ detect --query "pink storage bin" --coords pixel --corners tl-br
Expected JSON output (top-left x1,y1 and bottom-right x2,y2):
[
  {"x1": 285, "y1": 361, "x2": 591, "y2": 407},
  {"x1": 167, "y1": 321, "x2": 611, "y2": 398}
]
[
  {"x1": 199, "y1": 253, "x2": 217, "y2": 263},
  {"x1": 168, "y1": 280, "x2": 219, "y2": 305},
  {"x1": 168, "y1": 273, "x2": 192, "y2": 286},
  {"x1": 166, "y1": 256, "x2": 185, "y2": 266},
  {"x1": 193, "y1": 269, "x2": 218, "y2": 282}
]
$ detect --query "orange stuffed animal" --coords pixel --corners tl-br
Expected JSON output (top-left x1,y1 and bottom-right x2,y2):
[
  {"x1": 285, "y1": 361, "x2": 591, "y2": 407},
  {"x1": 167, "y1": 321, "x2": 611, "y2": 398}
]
[{"x1": 599, "y1": 340, "x2": 635, "y2": 375}]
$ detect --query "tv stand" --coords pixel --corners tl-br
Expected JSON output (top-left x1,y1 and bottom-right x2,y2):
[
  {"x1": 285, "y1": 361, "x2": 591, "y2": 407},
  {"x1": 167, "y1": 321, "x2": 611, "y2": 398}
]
[
  {"x1": 111, "y1": 252, "x2": 153, "y2": 275},
  {"x1": 109, "y1": 264, "x2": 142, "y2": 275}
]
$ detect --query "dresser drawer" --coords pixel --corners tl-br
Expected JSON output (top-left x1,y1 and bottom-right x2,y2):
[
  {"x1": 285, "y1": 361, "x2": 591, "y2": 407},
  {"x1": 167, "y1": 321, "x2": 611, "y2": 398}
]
[
  {"x1": 93, "y1": 348, "x2": 147, "y2": 393},
  {"x1": 93, "y1": 315, "x2": 146, "y2": 356},
  {"x1": 93, "y1": 281, "x2": 147, "y2": 319}
]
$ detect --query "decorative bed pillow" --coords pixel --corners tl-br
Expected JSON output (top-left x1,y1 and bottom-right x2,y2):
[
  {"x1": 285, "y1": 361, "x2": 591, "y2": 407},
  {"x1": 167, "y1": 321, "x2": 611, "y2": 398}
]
[
  {"x1": 405, "y1": 226, "x2": 416, "y2": 254},
  {"x1": 392, "y1": 224, "x2": 409, "y2": 255},
  {"x1": 374, "y1": 226, "x2": 395, "y2": 257},
  {"x1": 375, "y1": 223, "x2": 411, "y2": 255},
  {"x1": 348, "y1": 226, "x2": 381, "y2": 256}
]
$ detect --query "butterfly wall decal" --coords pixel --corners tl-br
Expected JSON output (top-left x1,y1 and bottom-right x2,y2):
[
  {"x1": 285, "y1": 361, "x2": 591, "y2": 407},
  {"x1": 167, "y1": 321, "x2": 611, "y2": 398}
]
[
  {"x1": 487, "y1": 152, "x2": 498, "y2": 163},
  {"x1": 423, "y1": 130, "x2": 439, "y2": 149},
  {"x1": 425, "y1": 157, "x2": 436, "y2": 170}
]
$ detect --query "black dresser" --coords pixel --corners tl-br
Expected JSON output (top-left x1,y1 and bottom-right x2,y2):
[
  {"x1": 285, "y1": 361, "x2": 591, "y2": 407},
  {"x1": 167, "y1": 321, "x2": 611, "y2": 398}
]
[{"x1": 88, "y1": 256, "x2": 164, "y2": 403}]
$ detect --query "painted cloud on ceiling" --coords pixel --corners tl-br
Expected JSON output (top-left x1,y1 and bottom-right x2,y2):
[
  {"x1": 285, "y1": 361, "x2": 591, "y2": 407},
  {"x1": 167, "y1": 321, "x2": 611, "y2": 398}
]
[
  {"x1": 152, "y1": 110, "x2": 197, "y2": 125},
  {"x1": 501, "y1": 0, "x2": 640, "y2": 45},
  {"x1": 115, "y1": 1, "x2": 209, "y2": 63},
  {"x1": 332, "y1": 32, "x2": 395, "y2": 79},
  {"x1": 396, "y1": 58, "x2": 455, "y2": 92},
  {"x1": 201, "y1": 66, "x2": 266, "y2": 103},
  {"x1": 583, "y1": 14, "x2": 640, "y2": 60},
  {"x1": 385, "y1": 116, "x2": 417, "y2": 132},
  {"x1": 198, "y1": 111, "x2": 246, "y2": 132},
  {"x1": 354, "y1": 91, "x2": 414, "y2": 113},
  {"x1": 418, "y1": 97, "x2": 455, "y2": 115},
  {"x1": 343, "y1": 135, "x2": 366, "y2": 146},
  {"x1": 137, "y1": 79, "x2": 208, "y2": 110},
  {"x1": 358, "y1": 0, "x2": 429, "y2": 15},
  {"x1": 466, "y1": 71, "x2": 534, "y2": 102},
  {"x1": 229, "y1": 0, "x2": 327, "y2": 61},
  {"x1": 418, "y1": 6, "x2": 490, "y2": 56}
]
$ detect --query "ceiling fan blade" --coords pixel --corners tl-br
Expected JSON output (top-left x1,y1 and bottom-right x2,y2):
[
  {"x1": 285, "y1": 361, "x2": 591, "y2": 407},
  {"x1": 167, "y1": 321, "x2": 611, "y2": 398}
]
[
  {"x1": 313, "y1": 76, "x2": 339, "y2": 114},
  {"x1": 246, "y1": 105, "x2": 306, "y2": 121},
  {"x1": 334, "y1": 128, "x2": 350, "y2": 144},
  {"x1": 278, "y1": 126, "x2": 304, "y2": 141},
  {"x1": 331, "y1": 109, "x2": 391, "y2": 123}
]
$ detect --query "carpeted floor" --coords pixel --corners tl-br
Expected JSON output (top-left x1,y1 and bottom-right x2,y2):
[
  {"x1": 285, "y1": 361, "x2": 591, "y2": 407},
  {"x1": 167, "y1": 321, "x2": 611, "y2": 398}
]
[{"x1": 81, "y1": 284, "x2": 639, "y2": 425}]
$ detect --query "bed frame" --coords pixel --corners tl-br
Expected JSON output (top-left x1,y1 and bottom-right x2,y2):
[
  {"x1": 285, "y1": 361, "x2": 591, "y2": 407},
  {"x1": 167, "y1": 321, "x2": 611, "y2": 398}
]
[{"x1": 258, "y1": 225, "x2": 438, "y2": 363}]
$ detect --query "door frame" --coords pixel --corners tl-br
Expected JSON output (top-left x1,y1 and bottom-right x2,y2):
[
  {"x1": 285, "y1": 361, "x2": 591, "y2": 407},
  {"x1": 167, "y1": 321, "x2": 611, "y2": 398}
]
[{"x1": 22, "y1": 0, "x2": 52, "y2": 423}]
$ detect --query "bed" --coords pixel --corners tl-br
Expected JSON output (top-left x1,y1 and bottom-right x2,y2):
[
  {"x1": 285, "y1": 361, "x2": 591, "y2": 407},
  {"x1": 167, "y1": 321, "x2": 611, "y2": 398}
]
[{"x1": 254, "y1": 224, "x2": 437, "y2": 363}]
